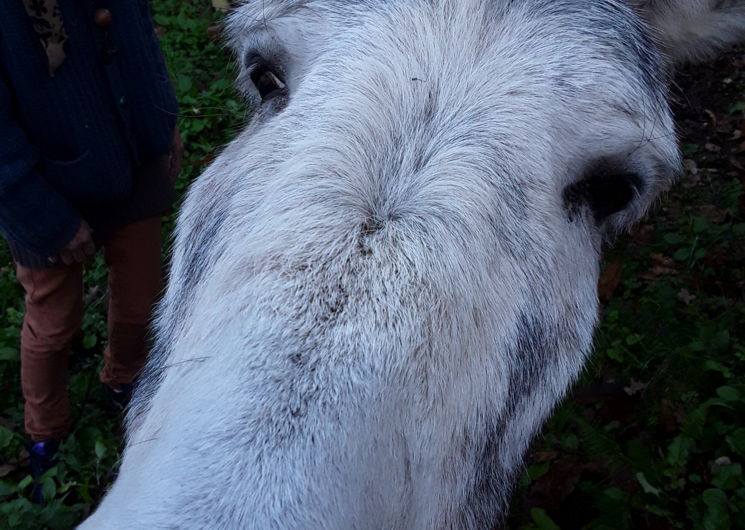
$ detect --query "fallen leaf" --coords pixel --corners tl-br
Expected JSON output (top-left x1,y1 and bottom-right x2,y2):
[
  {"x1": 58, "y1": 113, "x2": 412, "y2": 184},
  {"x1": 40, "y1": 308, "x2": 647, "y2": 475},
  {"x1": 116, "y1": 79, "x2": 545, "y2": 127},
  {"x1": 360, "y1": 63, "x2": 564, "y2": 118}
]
[
  {"x1": 651, "y1": 254, "x2": 676, "y2": 268},
  {"x1": 629, "y1": 223, "x2": 655, "y2": 246},
  {"x1": 703, "y1": 247, "x2": 729, "y2": 267},
  {"x1": 208, "y1": 24, "x2": 221, "y2": 42},
  {"x1": 683, "y1": 159, "x2": 699, "y2": 175},
  {"x1": 640, "y1": 256, "x2": 678, "y2": 280},
  {"x1": 534, "y1": 451, "x2": 558, "y2": 463},
  {"x1": 677, "y1": 289, "x2": 696, "y2": 305},
  {"x1": 704, "y1": 109, "x2": 718, "y2": 128},
  {"x1": 624, "y1": 380, "x2": 646, "y2": 396},
  {"x1": 695, "y1": 205, "x2": 731, "y2": 223}
]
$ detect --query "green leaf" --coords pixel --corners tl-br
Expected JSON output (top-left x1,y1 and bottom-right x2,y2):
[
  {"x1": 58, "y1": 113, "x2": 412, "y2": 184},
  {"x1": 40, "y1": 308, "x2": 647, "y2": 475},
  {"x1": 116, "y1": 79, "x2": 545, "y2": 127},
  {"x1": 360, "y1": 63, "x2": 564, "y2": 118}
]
[
  {"x1": 0, "y1": 346, "x2": 18, "y2": 361},
  {"x1": 94, "y1": 440, "x2": 106, "y2": 460},
  {"x1": 17, "y1": 475, "x2": 32, "y2": 491},
  {"x1": 674, "y1": 248, "x2": 690, "y2": 261},
  {"x1": 712, "y1": 463, "x2": 742, "y2": 491},
  {"x1": 682, "y1": 143, "x2": 700, "y2": 156},
  {"x1": 644, "y1": 504, "x2": 673, "y2": 517},
  {"x1": 531, "y1": 508, "x2": 561, "y2": 530},
  {"x1": 562, "y1": 434, "x2": 579, "y2": 451},
  {"x1": 663, "y1": 233, "x2": 684, "y2": 245},
  {"x1": 715, "y1": 386, "x2": 740, "y2": 402},
  {"x1": 636, "y1": 472, "x2": 660, "y2": 496},
  {"x1": 693, "y1": 217, "x2": 709, "y2": 234},
  {"x1": 667, "y1": 436, "x2": 694, "y2": 468},
  {"x1": 606, "y1": 347, "x2": 624, "y2": 362},
  {"x1": 702, "y1": 488, "x2": 730, "y2": 530},
  {"x1": 0, "y1": 425, "x2": 15, "y2": 449},
  {"x1": 604, "y1": 487, "x2": 625, "y2": 501},
  {"x1": 1, "y1": 497, "x2": 32, "y2": 527},
  {"x1": 519, "y1": 462, "x2": 549, "y2": 488},
  {"x1": 0, "y1": 480, "x2": 15, "y2": 497},
  {"x1": 725, "y1": 428, "x2": 745, "y2": 457},
  {"x1": 41, "y1": 476, "x2": 56, "y2": 501},
  {"x1": 176, "y1": 75, "x2": 193, "y2": 94},
  {"x1": 625, "y1": 334, "x2": 641, "y2": 346},
  {"x1": 82, "y1": 334, "x2": 97, "y2": 349},
  {"x1": 703, "y1": 360, "x2": 732, "y2": 378},
  {"x1": 729, "y1": 101, "x2": 745, "y2": 114},
  {"x1": 683, "y1": 402, "x2": 710, "y2": 438}
]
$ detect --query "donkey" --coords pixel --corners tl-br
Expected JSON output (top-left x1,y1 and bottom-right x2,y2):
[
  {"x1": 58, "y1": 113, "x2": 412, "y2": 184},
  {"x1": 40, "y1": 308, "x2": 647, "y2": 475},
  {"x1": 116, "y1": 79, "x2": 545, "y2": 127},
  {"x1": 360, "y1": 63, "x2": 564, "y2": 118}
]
[{"x1": 80, "y1": 1, "x2": 745, "y2": 528}]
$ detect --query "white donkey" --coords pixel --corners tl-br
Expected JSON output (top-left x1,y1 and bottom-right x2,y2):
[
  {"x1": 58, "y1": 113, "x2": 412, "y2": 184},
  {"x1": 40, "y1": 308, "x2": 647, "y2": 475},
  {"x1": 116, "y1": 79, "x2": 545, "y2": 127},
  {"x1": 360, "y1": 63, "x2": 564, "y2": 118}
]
[{"x1": 81, "y1": 1, "x2": 745, "y2": 528}]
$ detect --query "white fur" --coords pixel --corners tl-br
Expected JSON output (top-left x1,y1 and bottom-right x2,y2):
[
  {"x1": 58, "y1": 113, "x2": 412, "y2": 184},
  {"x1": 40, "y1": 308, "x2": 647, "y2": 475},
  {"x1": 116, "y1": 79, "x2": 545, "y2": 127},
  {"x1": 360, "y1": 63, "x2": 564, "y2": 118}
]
[
  {"x1": 631, "y1": 0, "x2": 745, "y2": 62},
  {"x1": 79, "y1": 1, "x2": 743, "y2": 528}
]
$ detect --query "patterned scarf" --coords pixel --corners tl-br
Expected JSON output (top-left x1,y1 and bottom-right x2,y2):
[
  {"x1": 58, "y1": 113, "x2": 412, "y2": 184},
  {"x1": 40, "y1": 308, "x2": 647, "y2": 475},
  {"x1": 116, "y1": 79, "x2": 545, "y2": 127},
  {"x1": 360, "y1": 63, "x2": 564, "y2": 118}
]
[{"x1": 22, "y1": 0, "x2": 68, "y2": 76}]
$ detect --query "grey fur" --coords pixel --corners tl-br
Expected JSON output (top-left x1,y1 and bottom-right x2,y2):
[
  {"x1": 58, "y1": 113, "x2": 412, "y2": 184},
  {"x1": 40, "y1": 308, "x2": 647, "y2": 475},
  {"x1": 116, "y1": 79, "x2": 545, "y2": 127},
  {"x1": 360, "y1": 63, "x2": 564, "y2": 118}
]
[{"x1": 80, "y1": 1, "x2": 744, "y2": 528}]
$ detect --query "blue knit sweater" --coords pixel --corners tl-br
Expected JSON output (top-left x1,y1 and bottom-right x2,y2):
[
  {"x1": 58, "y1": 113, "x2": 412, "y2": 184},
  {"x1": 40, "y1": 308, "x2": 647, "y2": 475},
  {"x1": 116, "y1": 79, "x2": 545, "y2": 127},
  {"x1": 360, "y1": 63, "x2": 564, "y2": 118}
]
[{"x1": 0, "y1": 0, "x2": 178, "y2": 263}]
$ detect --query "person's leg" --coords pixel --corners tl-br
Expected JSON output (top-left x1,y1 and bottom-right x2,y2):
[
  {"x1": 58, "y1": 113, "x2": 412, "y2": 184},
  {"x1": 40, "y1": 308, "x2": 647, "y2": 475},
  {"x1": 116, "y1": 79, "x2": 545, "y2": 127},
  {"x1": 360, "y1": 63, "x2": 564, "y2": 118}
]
[
  {"x1": 100, "y1": 216, "x2": 163, "y2": 389},
  {"x1": 17, "y1": 264, "x2": 84, "y2": 442}
]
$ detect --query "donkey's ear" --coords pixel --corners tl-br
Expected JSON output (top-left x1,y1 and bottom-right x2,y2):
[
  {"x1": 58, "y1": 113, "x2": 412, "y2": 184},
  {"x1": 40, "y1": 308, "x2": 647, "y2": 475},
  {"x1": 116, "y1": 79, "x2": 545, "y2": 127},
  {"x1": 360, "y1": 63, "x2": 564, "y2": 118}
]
[
  {"x1": 629, "y1": 0, "x2": 745, "y2": 64},
  {"x1": 563, "y1": 149, "x2": 680, "y2": 236},
  {"x1": 563, "y1": 172, "x2": 643, "y2": 226}
]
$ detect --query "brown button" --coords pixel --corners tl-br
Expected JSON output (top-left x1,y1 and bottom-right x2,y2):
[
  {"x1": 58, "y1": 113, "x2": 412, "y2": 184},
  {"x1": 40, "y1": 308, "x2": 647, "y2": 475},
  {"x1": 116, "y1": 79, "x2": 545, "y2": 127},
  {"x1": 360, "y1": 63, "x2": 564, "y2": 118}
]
[{"x1": 94, "y1": 8, "x2": 113, "y2": 27}]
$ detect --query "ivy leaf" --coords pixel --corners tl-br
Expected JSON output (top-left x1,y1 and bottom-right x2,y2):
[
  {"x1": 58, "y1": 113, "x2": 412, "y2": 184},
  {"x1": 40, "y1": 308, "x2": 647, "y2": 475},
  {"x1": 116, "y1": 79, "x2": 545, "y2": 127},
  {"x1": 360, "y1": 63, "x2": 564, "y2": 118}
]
[{"x1": 702, "y1": 489, "x2": 730, "y2": 530}]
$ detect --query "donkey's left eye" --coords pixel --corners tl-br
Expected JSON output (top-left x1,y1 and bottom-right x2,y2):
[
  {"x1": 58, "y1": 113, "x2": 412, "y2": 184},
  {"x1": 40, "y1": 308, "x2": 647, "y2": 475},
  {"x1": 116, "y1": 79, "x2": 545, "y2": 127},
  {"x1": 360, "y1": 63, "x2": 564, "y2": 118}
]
[{"x1": 249, "y1": 60, "x2": 286, "y2": 101}]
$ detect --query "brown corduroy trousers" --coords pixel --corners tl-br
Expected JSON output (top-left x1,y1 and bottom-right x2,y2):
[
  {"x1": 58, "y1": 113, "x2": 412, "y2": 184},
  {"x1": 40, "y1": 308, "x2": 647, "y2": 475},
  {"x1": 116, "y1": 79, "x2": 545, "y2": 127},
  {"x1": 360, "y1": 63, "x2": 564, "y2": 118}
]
[{"x1": 16, "y1": 217, "x2": 163, "y2": 442}]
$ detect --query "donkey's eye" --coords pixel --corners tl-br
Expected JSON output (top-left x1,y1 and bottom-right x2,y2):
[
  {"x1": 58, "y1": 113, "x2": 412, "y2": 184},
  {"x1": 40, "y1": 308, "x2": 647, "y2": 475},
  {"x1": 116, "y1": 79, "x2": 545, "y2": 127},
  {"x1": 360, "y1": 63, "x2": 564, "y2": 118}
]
[{"x1": 248, "y1": 58, "x2": 286, "y2": 101}]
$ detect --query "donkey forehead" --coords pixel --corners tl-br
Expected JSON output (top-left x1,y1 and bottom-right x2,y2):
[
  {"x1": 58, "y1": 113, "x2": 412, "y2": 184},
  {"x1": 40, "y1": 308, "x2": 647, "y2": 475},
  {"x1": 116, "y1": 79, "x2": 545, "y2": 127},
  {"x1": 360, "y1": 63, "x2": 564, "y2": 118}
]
[
  {"x1": 226, "y1": 0, "x2": 673, "y2": 201},
  {"x1": 228, "y1": 0, "x2": 669, "y2": 149},
  {"x1": 229, "y1": 0, "x2": 660, "y2": 77}
]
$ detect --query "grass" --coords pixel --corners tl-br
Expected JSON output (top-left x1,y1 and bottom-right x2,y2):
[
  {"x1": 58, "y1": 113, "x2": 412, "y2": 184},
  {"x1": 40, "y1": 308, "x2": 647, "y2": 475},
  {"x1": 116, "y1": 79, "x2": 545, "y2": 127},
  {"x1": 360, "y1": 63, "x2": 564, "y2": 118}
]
[{"x1": 1, "y1": 1, "x2": 743, "y2": 528}]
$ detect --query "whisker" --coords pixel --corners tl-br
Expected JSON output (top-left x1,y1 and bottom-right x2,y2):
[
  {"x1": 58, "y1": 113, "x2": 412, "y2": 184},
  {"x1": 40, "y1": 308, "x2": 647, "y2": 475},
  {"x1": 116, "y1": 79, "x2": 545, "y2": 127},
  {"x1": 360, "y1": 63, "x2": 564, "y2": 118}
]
[{"x1": 161, "y1": 356, "x2": 212, "y2": 370}]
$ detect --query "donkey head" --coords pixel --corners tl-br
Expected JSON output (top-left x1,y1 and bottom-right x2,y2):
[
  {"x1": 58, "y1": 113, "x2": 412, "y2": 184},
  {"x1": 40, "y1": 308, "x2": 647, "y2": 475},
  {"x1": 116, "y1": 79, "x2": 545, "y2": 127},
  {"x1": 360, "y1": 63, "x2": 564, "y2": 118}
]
[{"x1": 80, "y1": 1, "x2": 744, "y2": 528}]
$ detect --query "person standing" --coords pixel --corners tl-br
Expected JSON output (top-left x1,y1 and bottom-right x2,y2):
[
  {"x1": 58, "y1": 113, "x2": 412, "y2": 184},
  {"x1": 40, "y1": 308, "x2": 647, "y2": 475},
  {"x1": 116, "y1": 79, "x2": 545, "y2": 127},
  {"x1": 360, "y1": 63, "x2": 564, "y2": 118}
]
[{"x1": 0, "y1": 0, "x2": 182, "y2": 493}]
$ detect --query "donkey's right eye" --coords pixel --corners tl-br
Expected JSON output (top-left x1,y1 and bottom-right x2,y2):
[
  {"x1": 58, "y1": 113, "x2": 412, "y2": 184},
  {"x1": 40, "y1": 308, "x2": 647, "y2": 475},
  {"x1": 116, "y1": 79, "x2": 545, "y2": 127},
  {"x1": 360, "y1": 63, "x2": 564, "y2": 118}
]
[{"x1": 247, "y1": 58, "x2": 287, "y2": 101}]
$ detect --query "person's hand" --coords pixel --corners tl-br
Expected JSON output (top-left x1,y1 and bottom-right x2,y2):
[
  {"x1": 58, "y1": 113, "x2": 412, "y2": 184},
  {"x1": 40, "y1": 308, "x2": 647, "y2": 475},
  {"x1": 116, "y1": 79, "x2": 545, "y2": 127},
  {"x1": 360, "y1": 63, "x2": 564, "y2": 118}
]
[
  {"x1": 168, "y1": 127, "x2": 184, "y2": 185},
  {"x1": 58, "y1": 220, "x2": 95, "y2": 265}
]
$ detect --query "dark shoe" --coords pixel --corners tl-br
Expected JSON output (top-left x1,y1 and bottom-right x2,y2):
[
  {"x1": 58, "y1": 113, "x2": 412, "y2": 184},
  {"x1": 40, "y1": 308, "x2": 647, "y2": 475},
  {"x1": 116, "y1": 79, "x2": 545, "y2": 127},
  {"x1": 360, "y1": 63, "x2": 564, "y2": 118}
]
[
  {"x1": 102, "y1": 382, "x2": 134, "y2": 413},
  {"x1": 29, "y1": 439, "x2": 59, "y2": 504}
]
